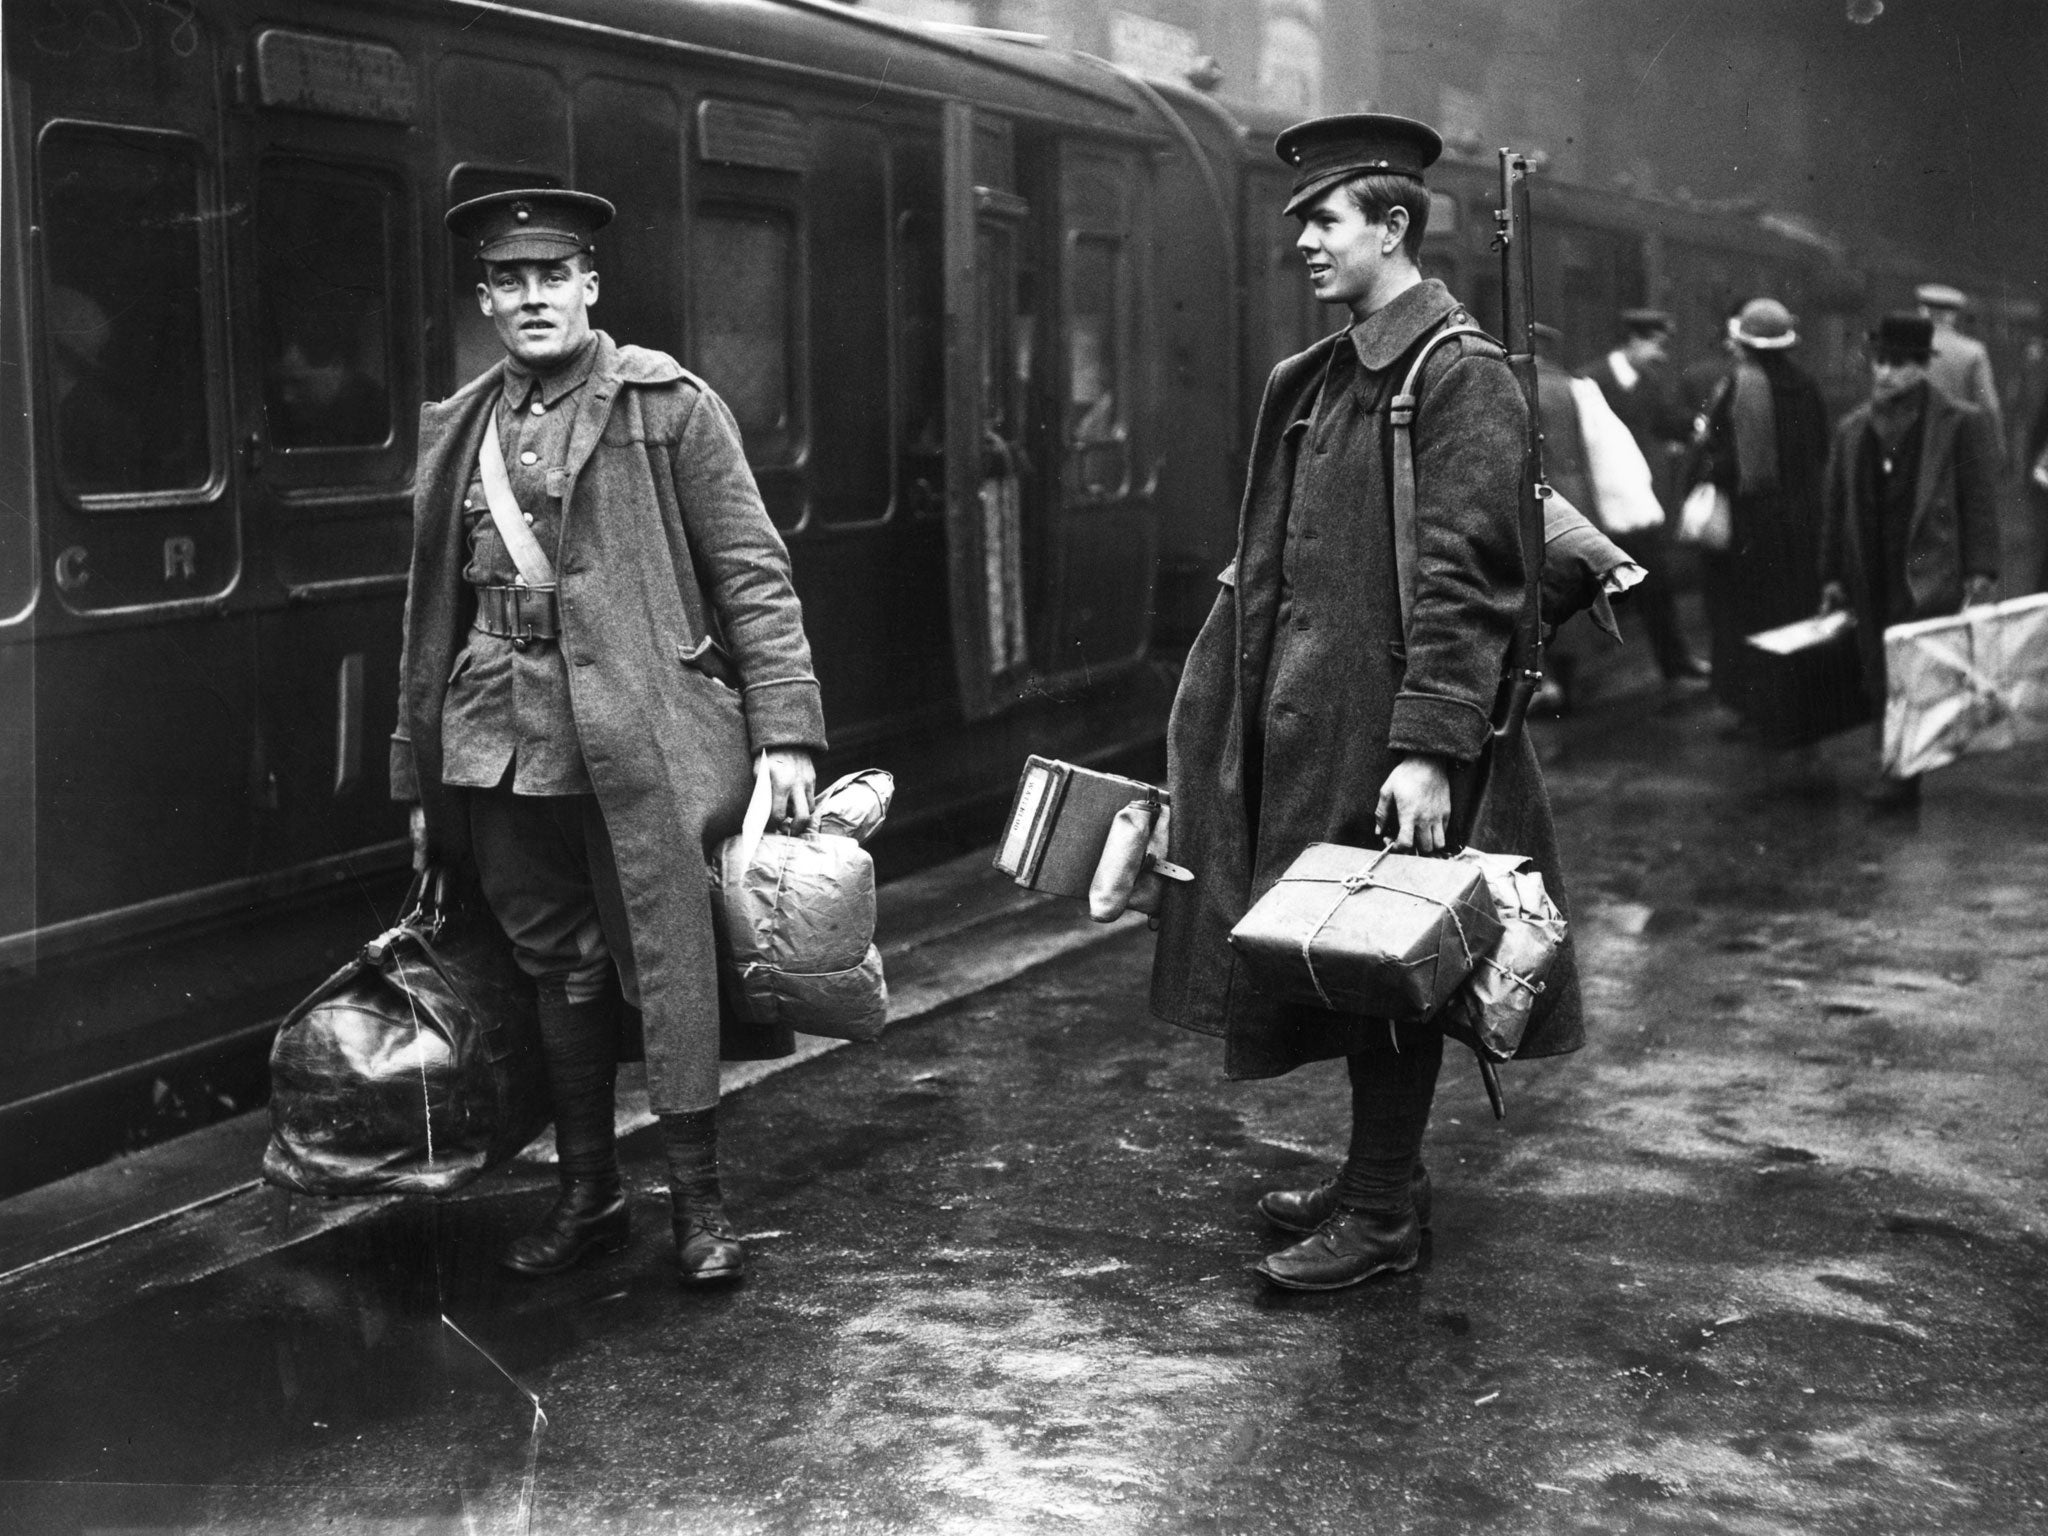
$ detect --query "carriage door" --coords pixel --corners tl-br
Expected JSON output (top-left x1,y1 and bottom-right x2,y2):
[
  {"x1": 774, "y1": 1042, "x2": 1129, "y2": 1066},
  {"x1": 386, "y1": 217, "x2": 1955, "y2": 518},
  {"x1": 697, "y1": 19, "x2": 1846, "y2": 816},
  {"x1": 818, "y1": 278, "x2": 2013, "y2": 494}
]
[
  {"x1": 234, "y1": 26, "x2": 419, "y2": 872},
  {"x1": 942, "y1": 104, "x2": 1042, "y2": 717},
  {"x1": 1047, "y1": 141, "x2": 1154, "y2": 685}
]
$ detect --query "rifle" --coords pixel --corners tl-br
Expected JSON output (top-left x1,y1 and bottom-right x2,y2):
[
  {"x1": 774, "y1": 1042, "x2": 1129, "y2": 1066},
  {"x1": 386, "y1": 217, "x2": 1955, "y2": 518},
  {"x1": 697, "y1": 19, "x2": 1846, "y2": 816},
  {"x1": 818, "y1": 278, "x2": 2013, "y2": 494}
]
[{"x1": 1445, "y1": 149, "x2": 1549, "y2": 1120}]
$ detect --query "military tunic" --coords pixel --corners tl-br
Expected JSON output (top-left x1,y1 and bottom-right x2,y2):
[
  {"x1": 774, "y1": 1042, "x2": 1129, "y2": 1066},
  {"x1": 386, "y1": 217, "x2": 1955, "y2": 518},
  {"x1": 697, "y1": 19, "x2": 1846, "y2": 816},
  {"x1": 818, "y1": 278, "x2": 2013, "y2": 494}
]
[{"x1": 442, "y1": 335, "x2": 599, "y2": 795}]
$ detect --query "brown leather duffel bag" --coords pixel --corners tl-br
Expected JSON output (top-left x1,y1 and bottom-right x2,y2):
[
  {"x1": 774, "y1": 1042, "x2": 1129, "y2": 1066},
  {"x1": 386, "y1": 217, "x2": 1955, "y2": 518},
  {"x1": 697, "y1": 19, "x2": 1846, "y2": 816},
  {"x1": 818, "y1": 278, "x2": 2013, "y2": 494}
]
[{"x1": 263, "y1": 868, "x2": 546, "y2": 1197}]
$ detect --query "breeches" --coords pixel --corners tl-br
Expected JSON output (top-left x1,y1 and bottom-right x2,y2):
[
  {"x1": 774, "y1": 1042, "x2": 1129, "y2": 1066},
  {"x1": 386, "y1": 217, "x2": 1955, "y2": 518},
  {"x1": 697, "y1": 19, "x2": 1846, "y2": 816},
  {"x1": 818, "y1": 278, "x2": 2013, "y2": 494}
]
[{"x1": 466, "y1": 787, "x2": 720, "y2": 1113}]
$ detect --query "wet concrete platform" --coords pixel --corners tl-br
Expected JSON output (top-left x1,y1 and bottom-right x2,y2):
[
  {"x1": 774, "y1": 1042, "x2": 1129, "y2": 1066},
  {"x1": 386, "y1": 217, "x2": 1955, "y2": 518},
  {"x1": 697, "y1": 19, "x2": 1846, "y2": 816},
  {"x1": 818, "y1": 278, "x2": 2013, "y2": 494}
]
[{"x1": 5, "y1": 662, "x2": 2048, "y2": 1533}]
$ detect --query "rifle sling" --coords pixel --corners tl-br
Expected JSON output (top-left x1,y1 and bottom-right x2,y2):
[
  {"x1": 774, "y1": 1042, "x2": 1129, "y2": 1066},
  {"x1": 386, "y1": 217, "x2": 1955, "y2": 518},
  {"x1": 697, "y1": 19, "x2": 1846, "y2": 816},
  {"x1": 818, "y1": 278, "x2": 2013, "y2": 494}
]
[{"x1": 1388, "y1": 322, "x2": 1495, "y2": 633}]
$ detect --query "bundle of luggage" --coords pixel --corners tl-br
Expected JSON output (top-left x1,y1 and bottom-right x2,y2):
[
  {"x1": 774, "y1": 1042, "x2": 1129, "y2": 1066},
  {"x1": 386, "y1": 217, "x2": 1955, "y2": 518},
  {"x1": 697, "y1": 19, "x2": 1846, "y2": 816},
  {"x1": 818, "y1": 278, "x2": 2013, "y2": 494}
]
[{"x1": 266, "y1": 767, "x2": 899, "y2": 1199}]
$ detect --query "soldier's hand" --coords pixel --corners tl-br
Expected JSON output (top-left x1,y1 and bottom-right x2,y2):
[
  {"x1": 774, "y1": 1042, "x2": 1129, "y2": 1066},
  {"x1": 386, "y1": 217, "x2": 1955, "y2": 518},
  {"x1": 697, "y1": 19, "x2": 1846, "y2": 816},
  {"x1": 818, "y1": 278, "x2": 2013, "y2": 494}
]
[
  {"x1": 1963, "y1": 575, "x2": 1997, "y2": 609},
  {"x1": 763, "y1": 748, "x2": 817, "y2": 833},
  {"x1": 1376, "y1": 753, "x2": 1453, "y2": 856},
  {"x1": 1819, "y1": 582, "x2": 1848, "y2": 617},
  {"x1": 407, "y1": 805, "x2": 428, "y2": 872}
]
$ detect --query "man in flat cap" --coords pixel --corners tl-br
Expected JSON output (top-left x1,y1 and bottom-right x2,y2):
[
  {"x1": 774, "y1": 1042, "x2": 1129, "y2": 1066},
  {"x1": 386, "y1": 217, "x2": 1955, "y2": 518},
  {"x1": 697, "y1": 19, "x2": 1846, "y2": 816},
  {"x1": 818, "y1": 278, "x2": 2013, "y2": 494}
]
[
  {"x1": 1820, "y1": 312, "x2": 2000, "y2": 813},
  {"x1": 392, "y1": 189, "x2": 826, "y2": 1286},
  {"x1": 1583, "y1": 309, "x2": 1708, "y2": 683},
  {"x1": 1151, "y1": 114, "x2": 1584, "y2": 1290},
  {"x1": 1916, "y1": 283, "x2": 2005, "y2": 463}
]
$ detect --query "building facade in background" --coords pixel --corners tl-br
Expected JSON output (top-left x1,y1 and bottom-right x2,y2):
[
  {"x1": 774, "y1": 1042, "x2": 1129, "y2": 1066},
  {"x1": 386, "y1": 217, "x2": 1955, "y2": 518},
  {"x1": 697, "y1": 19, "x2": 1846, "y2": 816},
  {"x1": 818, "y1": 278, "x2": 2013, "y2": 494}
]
[{"x1": 837, "y1": 0, "x2": 2044, "y2": 333}]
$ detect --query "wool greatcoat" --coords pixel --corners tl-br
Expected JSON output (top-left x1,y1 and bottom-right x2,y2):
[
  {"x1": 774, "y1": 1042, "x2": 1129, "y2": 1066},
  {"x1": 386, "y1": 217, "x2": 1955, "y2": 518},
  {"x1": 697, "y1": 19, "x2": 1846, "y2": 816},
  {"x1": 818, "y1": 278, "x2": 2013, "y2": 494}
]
[
  {"x1": 1818, "y1": 382, "x2": 2001, "y2": 703},
  {"x1": 1151, "y1": 280, "x2": 1584, "y2": 1080},
  {"x1": 391, "y1": 331, "x2": 827, "y2": 1070}
]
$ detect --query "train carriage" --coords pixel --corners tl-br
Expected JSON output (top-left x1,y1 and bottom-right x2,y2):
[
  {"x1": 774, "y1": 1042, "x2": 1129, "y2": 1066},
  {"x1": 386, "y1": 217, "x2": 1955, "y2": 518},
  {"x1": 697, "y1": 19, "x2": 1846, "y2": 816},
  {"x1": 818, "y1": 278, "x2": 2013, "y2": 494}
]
[
  {"x1": 2, "y1": 0, "x2": 1877, "y2": 1191},
  {"x1": 0, "y1": 0, "x2": 1215, "y2": 1187}
]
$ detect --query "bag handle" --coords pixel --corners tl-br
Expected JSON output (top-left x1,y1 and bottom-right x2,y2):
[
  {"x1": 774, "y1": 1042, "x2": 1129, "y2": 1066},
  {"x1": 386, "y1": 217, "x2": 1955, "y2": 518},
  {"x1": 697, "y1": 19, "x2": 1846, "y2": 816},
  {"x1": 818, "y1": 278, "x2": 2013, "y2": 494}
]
[
  {"x1": 479, "y1": 413, "x2": 557, "y2": 589},
  {"x1": 729, "y1": 752, "x2": 776, "y2": 878}
]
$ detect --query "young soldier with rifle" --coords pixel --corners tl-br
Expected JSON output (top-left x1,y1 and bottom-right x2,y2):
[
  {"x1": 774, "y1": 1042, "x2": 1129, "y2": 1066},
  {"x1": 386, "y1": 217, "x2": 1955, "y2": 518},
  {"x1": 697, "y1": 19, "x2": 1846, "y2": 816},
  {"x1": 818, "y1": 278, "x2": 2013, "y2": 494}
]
[{"x1": 1150, "y1": 116, "x2": 1600, "y2": 1290}]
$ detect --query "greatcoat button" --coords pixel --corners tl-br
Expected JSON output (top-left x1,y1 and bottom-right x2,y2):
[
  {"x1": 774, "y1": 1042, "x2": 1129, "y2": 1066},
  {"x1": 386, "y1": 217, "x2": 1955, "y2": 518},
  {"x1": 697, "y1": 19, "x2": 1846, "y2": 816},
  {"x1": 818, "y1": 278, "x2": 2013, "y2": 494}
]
[
  {"x1": 520, "y1": 450, "x2": 538, "y2": 465},
  {"x1": 530, "y1": 401, "x2": 545, "y2": 416}
]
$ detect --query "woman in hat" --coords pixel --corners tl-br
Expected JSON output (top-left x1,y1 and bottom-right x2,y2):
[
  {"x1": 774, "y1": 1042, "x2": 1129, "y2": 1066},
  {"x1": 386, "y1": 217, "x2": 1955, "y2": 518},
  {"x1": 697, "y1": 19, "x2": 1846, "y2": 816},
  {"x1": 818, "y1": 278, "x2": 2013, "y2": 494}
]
[{"x1": 1685, "y1": 297, "x2": 1831, "y2": 736}]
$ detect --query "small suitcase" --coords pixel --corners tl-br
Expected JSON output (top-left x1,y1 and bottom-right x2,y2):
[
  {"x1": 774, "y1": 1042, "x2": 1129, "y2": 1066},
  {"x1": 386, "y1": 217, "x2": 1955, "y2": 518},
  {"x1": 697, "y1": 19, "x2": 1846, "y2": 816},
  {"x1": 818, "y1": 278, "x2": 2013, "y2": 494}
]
[{"x1": 1743, "y1": 612, "x2": 1874, "y2": 747}]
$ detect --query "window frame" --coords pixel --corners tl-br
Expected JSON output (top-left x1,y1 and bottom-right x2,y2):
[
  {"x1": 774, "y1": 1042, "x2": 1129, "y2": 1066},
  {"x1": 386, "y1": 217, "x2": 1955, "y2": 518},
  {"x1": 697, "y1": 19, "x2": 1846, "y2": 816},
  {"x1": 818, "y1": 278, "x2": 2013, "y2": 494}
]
[
  {"x1": 253, "y1": 151, "x2": 409, "y2": 489},
  {"x1": 1061, "y1": 225, "x2": 1132, "y2": 502},
  {"x1": 803, "y1": 116, "x2": 900, "y2": 533},
  {"x1": 686, "y1": 190, "x2": 810, "y2": 524},
  {"x1": 34, "y1": 118, "x2": 228, "y2": 515}
]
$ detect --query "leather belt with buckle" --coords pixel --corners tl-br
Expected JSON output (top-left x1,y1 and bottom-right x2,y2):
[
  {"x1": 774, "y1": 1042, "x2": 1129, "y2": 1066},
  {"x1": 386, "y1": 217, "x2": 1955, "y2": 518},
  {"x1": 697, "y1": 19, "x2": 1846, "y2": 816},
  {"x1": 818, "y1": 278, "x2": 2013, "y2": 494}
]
[{"x1": 473, "y1": 583, "x2": 560, "y2": 650}]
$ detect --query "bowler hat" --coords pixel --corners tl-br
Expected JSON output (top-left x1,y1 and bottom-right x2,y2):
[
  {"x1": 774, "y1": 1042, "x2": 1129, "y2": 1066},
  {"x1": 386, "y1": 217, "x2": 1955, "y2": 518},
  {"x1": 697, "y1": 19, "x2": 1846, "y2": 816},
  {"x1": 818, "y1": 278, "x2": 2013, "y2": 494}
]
[
  {"x1": 446, "y1": 188, "x2": 615, "y2": 264},
  {"x1": 1870, "y1": 312, "x2": 1935, "y2": 362},
  {"x1": 1914, "y1": 282, "x2": 1967, "y2": 311},
  {"x1": 1275, "y1": 113, "x2": 1443, "y2": 217},
  {"x1": 1729, "y1": 298, "x2": 1798, "y2": 351}
]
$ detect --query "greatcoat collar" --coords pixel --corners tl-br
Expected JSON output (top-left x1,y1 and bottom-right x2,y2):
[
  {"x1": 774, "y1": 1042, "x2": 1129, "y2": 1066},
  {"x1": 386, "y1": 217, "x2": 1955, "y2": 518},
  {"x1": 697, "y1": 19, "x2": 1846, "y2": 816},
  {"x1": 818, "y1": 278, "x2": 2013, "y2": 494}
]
[{"x1": 1345, "y1": 278, "x2": 1463, "y2": 372}]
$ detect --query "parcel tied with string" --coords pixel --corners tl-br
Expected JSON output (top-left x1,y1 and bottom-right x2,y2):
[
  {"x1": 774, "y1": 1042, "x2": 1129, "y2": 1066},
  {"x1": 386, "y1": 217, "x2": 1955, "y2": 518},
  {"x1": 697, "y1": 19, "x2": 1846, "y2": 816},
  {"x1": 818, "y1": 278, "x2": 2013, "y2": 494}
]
[
  {"x1": 1227, "y1": 844, "x2": 1502, "y2": 1020},
  {"x1": 263, "y1": 870, "x2": 548, "y2": 1198},
  {"x1": 1882, "y1": 593, "x2": 2048, "y2": 780},
  {"x1": 1442, "y1": 849, "x2": 1569, "y2": 1060}
]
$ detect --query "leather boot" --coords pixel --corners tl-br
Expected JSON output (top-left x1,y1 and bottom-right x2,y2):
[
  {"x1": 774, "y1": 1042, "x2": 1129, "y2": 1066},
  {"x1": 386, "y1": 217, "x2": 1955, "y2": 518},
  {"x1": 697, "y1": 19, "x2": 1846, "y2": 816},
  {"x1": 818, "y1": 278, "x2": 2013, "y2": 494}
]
[
  {"x1": 500, "y1": 990, "x2": 628, "y2": 1278},
  {"x1": 1258, "y1": 1164, "x2": 1433, "y2": 1235},
  {"x1": 1256, "y1": 1207, "x2": 1422, "y2": 1291},
  {"x1": 499, "y1": 1176, "x2": 631, "y2": 1277},
  {"x1": 661, "y1": 1108, "x2": 745, "y2": 1286}
]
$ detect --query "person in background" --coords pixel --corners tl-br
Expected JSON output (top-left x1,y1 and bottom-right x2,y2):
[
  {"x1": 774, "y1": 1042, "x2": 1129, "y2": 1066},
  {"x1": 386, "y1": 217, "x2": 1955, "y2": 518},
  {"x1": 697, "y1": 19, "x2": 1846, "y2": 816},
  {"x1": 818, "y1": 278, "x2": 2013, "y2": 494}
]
[
  {"x1": 1583, "y1": 308, "x2": 1710, "y2": 684},
  {"x1": 1820, "y1": 313, "x2": 2000, "y2": 814},
  {"x1": 1686, "y1": 298, "x2": 1831, "y2": 737},
  {"x1": 1681, "y1": 299, "x2": 1746, "y2": 413},
  {"x1": 392, "y1": 190, "x2": 826, "y2": 1288},
  {"x1": 269, "y1": 323, "x2": 390, "y2": 449},
  {"x1": 1916, "y1": 283, "x2": 2005, "y2": 464}
]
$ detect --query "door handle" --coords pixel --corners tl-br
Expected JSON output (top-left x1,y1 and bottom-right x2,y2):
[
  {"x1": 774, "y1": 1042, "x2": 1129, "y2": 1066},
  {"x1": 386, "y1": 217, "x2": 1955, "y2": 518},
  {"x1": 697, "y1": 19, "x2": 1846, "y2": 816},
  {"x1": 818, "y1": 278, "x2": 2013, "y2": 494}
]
[{"x1": 241, "y1": 430, "x2": 264, "y2": 474}]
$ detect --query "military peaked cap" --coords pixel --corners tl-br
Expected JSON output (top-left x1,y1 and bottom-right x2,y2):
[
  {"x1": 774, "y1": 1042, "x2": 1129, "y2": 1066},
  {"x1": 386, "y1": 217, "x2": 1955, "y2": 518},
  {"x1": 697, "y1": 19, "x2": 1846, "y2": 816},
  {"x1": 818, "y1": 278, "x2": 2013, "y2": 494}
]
[
  {"x1": 1914, "y1": 282, "x2": 1967, "y2": 311},
  {"x1": 1275, "y1": 113, "x2": 1443, "y2": 217},
  {"x1": 446, "y1": 188, "x2": 615, "y2": 263},
  {"x1": 1871, "y1": 312, "x2": 1935, "y2": 362},
  {"x1": 1619, "y1": 307, "x2": 1673, "y2": 335}
]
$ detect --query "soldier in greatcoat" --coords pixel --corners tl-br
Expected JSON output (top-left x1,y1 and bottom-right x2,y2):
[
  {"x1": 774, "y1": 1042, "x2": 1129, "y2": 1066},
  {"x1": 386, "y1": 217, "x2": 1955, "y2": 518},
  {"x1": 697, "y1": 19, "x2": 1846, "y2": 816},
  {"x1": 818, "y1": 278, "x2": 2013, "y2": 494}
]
[
  {"x1": 1151, "y1": 116, "x2": 1584, "y2": 1291},
  {"x1": 392, "y1": 190, "x2": 827, "y2": 1286}
]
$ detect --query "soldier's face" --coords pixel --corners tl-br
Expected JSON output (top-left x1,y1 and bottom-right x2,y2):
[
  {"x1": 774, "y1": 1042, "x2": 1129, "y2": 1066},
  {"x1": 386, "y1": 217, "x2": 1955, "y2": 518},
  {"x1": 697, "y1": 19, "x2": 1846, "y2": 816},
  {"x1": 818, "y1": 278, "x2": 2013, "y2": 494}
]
[
  {"x1": 1295, "y1": 188, "x2": 1397, "y2": 316},
  {"x1": 478, "y1": 258, "x2": 599, "y2": 368}
]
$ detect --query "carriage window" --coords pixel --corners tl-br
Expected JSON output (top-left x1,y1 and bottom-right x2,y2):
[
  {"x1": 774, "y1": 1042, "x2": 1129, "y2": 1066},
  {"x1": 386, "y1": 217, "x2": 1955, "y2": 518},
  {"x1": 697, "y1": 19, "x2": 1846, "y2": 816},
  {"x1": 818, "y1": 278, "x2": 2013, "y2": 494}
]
[
  {"x1": 39, "y1": 127, "x2": 212, "y2": 498},
  {"x1": 894, "y1": 204, "x2": 944, "y2": 515},
  {"x1": 1066, "y1": 233, "x2": 1127, "y2": 497},
  {"x1": 258, "y1": 160, "x2": 395, "y2": 451},
  {"x1": 808, "y1": 124, "x2": 892, "y2": 525},
  {"x1": 691, "y1": 206, "x2": 796, "y2": 463}
]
